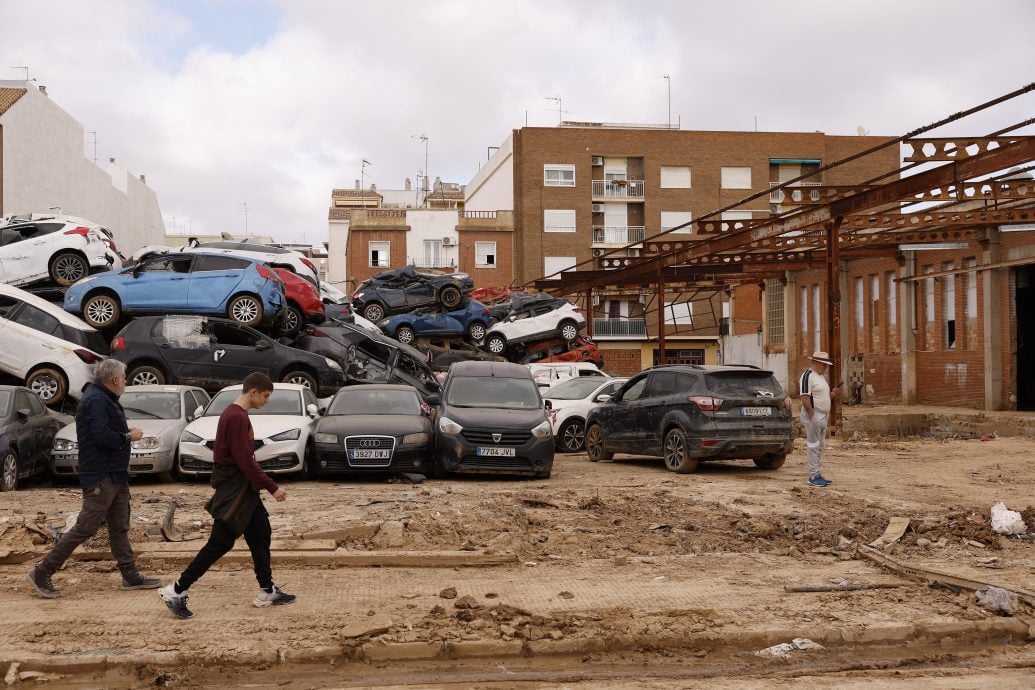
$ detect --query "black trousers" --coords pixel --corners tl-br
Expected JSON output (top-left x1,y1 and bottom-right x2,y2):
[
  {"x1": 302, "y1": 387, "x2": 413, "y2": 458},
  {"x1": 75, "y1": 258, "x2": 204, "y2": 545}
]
[{"x1": 178, "y1": 502, "x2": 272, "y2": 591}]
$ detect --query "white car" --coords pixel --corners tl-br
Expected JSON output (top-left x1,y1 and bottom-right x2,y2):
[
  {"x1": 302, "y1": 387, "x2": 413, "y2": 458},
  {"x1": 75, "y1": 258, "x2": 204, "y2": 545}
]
[
  {"x1": 320, "y1": 282, "x2": 350, "y2": 304},
  {"x1": 544, "y1": 377, "x2": 628, "y2": 452},
  {"x1": 0, "y1": 214, "x2": 122, "y2": 287},
  {"x1": 483, "y1": 302, "x2": 586, "y2": 356},
  {"x1": 132, "y1": 240, "x2": 319, "y2": 286},
  {"x1": 177, "y1": 383, "x2": 322, "y2": 477},
  {"x1": 0, "y1": 283, "x2": 108, "y2": 406}
]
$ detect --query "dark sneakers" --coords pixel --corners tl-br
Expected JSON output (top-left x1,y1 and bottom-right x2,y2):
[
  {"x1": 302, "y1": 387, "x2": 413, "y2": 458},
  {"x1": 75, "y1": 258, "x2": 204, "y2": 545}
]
[
  {"x1": 121, "y1": 571, "x2": 161, "y2": 590},
  {"x1": 26, "y1": 568, "x2": 60, "y2": 599},
  {"x1": 808, "y1": 475, "x2": 833, "y2": 487},
  {"x1": 159, "y1": 583, "x2": 193, "y2": 619},
  {"x1": 253, "y1": 585, "x2": 296, "y2": 608}
]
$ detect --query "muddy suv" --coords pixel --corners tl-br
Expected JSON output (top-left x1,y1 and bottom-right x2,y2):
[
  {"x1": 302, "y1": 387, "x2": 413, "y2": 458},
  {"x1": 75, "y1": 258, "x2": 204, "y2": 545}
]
[{"x1": 584, "y1": 365, "x2": 792, "y2": 473}]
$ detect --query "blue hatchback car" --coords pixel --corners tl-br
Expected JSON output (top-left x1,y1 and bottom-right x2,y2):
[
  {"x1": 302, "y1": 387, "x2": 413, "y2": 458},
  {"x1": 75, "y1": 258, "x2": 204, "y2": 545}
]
[
  {"x1": 64, "y1": 252, "x2": 284, "y2": 329},
  {"x1": 379, "y1": 299, "x2": 493, "y2": 345}
]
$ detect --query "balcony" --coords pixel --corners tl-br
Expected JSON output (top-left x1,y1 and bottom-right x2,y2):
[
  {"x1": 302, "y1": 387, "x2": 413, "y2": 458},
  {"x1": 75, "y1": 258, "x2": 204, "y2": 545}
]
[
  {"x1": 411, "y1": 256, "x2": 455, "y2": 269},
  {"x1": 592, "y1": 179, "x2": 645, "y2": 200},
  {"x1": 769, "y1": 182, "x2": 822, "y2": 204},
  {"x1": 592, "y1": 318, "x2": 647, "y2": 338},
  {"x1": 592, "y1": 226, "x2": 645, "y2": 245}
]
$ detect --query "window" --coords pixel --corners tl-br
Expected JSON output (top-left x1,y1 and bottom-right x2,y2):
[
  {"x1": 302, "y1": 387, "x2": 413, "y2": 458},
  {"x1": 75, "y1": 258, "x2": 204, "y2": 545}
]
[
  {"x1": 0, "y1": 295, "x2": 20, "y2": 319},
  {"x1": 854, "y1": 276, "x2": 864, "y2": 334},
  {"x1": 192, "y1": 255, "x2": 249, "y2": 272},
  {"x1": 142, "y1": 256, "x2": 192, "y2": 273},
  {"x1": 475, "y1": 241, "x2": 496, "y2": 268},
  {"x1": 923, "y1": 266, "x2": 935, "y2": 349},
  {"x1": 621, "y1": 376, "x2": 648, "y2": 401},
  {"x1": 211, "y1": 321, "x2": 261, "y2": 347},
  {"x1": 11, "y1": 304, "x2": 61, "y2": 337},
  {"x1": 964, "y1": 258, "x2": 977, "y2": 319},
  {"x1": 544, "y1": 164, "x2": 575, "y2": 187},
  {"x1": 652, "y1": 349, "x2": 705, "y2": 366},
  {"x1": 870, "y1": 274, "x2": 880, "y2": 352},
  {"x1": 721, "y1": 166, "x2": 752, "y2": 189},
  {"x1": 766, "y1": 280, "x2": 785, "y2": 346},
  {"x1": 544, "y1": 210, "x2": 576, "y2": 233},
  {"x1": 543, "y1": 256, "x2": 576, "y2": 280},
  {"x1": 645, "y1": 371, "x2": 683, "y2": 397},
  {"x1": 887, "y1": 271, "x2": 897, "y2": 326},
  {"x1": 811, "y1": 284, "x2": 821, "y2": 352},
  {"x1": 660, "y1": 211, "x2": 693, "y2": 235},
  {"x1": 369, "y1": 241, "x2": 390, "y2": 267},
  {"x1": 422, "y1": 239, "x2": 442, "y2": 267},
  {"x1": 942, "y1": 261, "x2": 955, "y2": 349},
  {"x1": 660, "y1": 166, "x2": 691, "y2": 188},
  {"x1": 800, "y1": 286, "x2": 808, "y2": 351},
  {"x1": 664, "y1": 300, "x2": 693, "y2": 325}
]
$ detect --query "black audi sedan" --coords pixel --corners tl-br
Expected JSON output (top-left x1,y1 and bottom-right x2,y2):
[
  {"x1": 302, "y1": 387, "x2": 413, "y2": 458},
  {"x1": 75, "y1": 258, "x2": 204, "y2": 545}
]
[
  {"x1": 311, "y1": 384, "x2": 433, "y2": 476},
  {"x1": 109, "y1": 315, "x2": 346, "y2": 396}
]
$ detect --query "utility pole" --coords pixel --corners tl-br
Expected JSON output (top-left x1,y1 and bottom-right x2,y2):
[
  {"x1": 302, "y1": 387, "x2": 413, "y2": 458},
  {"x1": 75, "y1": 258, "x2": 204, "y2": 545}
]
[{"x1": 662, "y1": 75, "x2": 671, "y2": 128}]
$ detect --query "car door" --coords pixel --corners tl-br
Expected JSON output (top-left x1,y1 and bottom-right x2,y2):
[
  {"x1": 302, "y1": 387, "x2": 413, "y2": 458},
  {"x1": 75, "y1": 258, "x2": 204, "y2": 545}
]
[
  {"x1": 402, "y1": 278, "x2": 436, "y2": 309},
  {"x1": 1, "y1": 299, "x2": 69, "y2": 378},
  {"x1": 13, "y1": 390, "x2": 46, "y2": 476},
  {"x1": 0, "y1": 225, "x2": 33, "y2": 282},
  {"x1": 599, "y1": 373, "x2": 650, "y2": 451},
  {"x1": 187, "y1": 255, "x2": 251, "y2": 312},
  {"x1": 22, "y1": 223, "x2": 64, "y2": 282},
  {"x1": 123, "y1": 255, "x2": 193, "y2": 310},
  {"x1": 149, "y1": 316, "x2": 214, "y2": 387},
  {"x1": 0, "y1": 295, "x2": 32, "y2": 376},
  {"x1": 207, "y1": 320, "x2": 274, "y2": 384},
  {"x1": 641, "y1": 370, "x2": 687, "y2": 451}
]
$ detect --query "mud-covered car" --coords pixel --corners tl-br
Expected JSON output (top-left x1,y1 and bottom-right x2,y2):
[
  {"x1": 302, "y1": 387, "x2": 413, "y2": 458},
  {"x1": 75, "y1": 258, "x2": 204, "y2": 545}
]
[
  {"x1": 518, "y1": 335, "x2": 604, "y2": 367},
  {"x1": 351, "y1": 265, "x2": 474, "y2": 322},
  {"x1": 486, "y1": 293, "x2": 568, "y2": 323},
  {"x1": 379, "y1": 299, "x2": 493, "y2": 345},
  {"x1": 584, "y1": 365, "x2": 793, "y2": 474}
]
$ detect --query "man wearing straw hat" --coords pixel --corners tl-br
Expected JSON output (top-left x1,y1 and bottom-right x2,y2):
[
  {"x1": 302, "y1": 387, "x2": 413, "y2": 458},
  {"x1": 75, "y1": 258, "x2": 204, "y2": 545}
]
[{"x1": 798, "y1": 351, "x2": 840, "y2": 487}]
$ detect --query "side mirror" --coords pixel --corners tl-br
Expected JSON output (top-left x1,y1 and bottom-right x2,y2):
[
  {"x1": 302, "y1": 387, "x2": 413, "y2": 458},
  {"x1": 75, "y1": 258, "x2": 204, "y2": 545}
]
[
  {"x1": 425, "y1": 393, "x2": 441, "y2": 406},
  {"x1": 16, "y1": 409, "x2": 29, "y2": 422},
  {"x1": 189, "y1": 405, "x2": 204, "y2": 421},
  {"x1": 318, "y1": 406, "x2": 327, "y2": 416},
  {"x1": 306, "y1": 403, "x2": 319, "y2": 417},
  {"x1": 256, "y1": 340, "x2": 272, "y2": 350},
  {"x1": 596, "y1": 394, "x2": 612, "y2": 403},
  {"x1": 544, "y1": 399, "x2": 552, "y2": 409}
]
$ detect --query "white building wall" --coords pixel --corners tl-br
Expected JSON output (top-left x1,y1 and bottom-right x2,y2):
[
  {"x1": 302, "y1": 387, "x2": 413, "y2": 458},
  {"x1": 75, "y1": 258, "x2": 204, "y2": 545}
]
[
  {"x1": 326, "y1": 219, "x2": 349, "y2": 289},
  {"x1": 464, "y1": 133, "x2": 514, "y2": 212},
  {"x1": 720, "y1": 333, "x2": 789, "y2": 391},
  {"x1": 406, "y1": 209, "x2": 458, "y2": 268},
  {"x1": 0, "y1": 82, "x2": 164, "y2": 254}
]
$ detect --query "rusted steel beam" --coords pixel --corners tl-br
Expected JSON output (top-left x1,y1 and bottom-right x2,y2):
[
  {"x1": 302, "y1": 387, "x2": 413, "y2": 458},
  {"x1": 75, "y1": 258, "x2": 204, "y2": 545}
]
[
  {"x1": 826, "y1": 217, "x2": 844, "y2": 435},
  {"x1": 903, "y1": 137, "x2": 1032, "y2": 162},
  {"x1": 905, "y1": 178, "x2": 1035, "y2": 203},
  {"x1": 841, "y1": 207, "x2": 1035, "y2": 232}
]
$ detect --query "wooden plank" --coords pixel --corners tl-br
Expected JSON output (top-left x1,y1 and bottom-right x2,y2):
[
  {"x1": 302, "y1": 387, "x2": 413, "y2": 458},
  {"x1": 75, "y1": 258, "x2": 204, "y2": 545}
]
[
  {"x1": 69, "y1": 539, "x2": 337, "y2": 560},
  {"x1": 131, "y1": 550, "x2": 519, "y2": 568}
]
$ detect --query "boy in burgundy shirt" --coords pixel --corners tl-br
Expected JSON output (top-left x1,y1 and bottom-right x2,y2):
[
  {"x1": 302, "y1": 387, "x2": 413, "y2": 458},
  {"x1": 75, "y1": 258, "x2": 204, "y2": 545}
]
[{"x1": 159, "y1": 372, "x2": 295, "y2": 619}]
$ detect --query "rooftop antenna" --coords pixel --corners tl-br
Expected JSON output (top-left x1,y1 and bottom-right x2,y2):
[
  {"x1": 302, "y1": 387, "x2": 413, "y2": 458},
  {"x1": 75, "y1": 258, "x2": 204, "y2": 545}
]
[
  {"x1": 10, "y1": 66, "x2": 35, "y2": 83},
  {"x1": 237, "y1": 202, "x2": 249, "y2": 235},
  {"x1": 856, "y1": 126, "x2": 870, "y2": 136},
  {"x1": 545, "y1": 95, "x2": 567, "y2": 124},
  {"x1": 411, "y1": 134, "x2": 429, "y2": 189},
  {"x1": 662, "y1": 74, "x2": 671, "y2": 129},
  {"x1": 86, "y1": 131, "x2": 99, "y2": 162},
  {"x1": 361, "y1": 159, "x2": 372, "y2": 208}
]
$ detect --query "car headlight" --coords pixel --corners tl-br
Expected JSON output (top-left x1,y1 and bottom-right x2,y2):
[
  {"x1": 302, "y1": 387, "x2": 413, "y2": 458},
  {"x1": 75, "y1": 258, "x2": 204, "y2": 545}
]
[
  {"x1": 438, "y1": 417, "x2": 462, "y2": 435},
  {"x1": 325, "y1": 357, "x2": 342, "y2": 371},
  {"x1": 180, "y1": 430, "x2": 203, "y2": 443},
  {"x1": 531, "y1": 420, "x2": 553, "y2": 439},
  {"x1": 269, "y1": 429, "x2": 301, "y2": 441},
  {"x1": 53, "y1": 438, "x2": 78, "y2": 451},
  {"x1": 132, "y1": 436, "x2": 160, "y2": 450},
  {"x1": 401, "y1": 432, "x2": 429, "y2": 445},
  {"x1": 314, "y1": 432, "x2": 338, "y2": 444}
]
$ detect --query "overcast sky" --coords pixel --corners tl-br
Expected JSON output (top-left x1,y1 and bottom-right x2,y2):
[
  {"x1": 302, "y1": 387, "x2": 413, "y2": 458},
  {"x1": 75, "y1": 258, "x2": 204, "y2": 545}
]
[{"x1": 3, "y1": 0, "x2": 1034, "y2": 245}]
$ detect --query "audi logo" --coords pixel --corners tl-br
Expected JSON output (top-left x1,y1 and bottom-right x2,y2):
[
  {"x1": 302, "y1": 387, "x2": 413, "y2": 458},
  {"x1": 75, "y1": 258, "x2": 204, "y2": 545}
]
[{"x1": 357, "y1": 439, "x2": 382, "y2": 448}]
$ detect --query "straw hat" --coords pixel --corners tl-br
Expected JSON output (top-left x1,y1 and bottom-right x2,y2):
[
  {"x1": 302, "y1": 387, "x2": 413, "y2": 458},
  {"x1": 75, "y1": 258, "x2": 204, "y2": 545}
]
[{"x1": 809, "y1": 350, "x2": 833, "y2": 366}]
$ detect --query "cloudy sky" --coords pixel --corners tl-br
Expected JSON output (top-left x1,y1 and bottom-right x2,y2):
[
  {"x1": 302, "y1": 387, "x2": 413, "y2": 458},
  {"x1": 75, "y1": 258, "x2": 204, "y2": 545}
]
[{"x1": 3, "y1": 0, "x2": 1034, "y2": 245}]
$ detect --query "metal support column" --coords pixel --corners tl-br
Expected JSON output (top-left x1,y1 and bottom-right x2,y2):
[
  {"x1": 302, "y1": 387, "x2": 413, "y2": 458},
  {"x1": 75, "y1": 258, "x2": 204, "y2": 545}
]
[
  {"x1": 657, "y1": 268, "x2": 666, "y2": 365},
  {"x1": 826, "y1": 218, "x2": 844, "y2": 435},
  {"x1": 585, "y1": 288, "x2": 594, "y2": 337}
]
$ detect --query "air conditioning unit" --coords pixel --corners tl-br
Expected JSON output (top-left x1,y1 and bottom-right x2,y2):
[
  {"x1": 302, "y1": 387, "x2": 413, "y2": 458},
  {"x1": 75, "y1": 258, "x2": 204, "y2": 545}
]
[
  {"x1": 592, "y1": 295, "x2": 601, "y2": 306},
  {"x1": 592, "y1": 248, "x2": 605, "y2": 257},
  {"x1": 441, "y1": 236, "x2": 456, "y2": 246},
  {"x1": 638, "y1": 293, "x2": 649, "y2": 304},
  {"x1": 628, "y1": 248, "x2": 641, "y2": 257},
  {"x1": 591, "y1": 156, "x2": 604, "y2": 166},
  {"x1": 591, "y1": 203, "x2": 605, "y2": 213}
]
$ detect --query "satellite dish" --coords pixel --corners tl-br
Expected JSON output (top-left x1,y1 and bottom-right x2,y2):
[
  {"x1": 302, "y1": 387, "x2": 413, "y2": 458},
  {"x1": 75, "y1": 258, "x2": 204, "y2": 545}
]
[{"x1": 856, "y1": 126, "x2": 870, "y2": 136}]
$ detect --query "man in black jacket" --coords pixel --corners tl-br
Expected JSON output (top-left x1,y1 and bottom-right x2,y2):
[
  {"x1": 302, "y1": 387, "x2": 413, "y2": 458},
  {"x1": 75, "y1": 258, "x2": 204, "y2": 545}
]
[{"x1": 26, "y1": 359, "x2": 160, "y2": 598}]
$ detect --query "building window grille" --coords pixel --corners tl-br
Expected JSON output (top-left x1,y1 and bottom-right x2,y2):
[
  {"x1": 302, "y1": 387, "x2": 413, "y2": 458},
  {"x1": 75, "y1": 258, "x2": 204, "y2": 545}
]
[
  {"x1": 543, "y1": 164, "x2": 575, "y2": 187},
  {"x1": 765, "y1": 280, "x2": 785, "y2": 346}
]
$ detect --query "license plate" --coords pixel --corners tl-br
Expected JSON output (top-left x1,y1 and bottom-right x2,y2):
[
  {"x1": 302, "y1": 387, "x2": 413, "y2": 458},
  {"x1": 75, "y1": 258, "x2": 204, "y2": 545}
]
[
  {"x1": 477, "y1": 446, "x2": 516, "y2": 457},
  {"x1": 351, "y1": 449, "x2": 391, "y2": 459},
  {"x1": 741, "y1": 407, "x2": 772, "y2": 416}
]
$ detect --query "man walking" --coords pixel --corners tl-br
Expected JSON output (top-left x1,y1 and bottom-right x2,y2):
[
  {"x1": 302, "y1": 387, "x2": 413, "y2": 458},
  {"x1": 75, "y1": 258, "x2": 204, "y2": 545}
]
[
  {"x1": 159, "y1": 372, "x2": 295, "y2": 619},
  {"x1": 27, "y1": 359, "x2": 160, "y2": 597},
  {"x1": 799, "y1": 351, "x2": 840, "y2": 488}
]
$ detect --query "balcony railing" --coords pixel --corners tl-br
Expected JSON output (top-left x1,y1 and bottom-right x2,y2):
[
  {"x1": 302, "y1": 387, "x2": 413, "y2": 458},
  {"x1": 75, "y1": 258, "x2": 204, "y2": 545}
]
[
  {"x1": 411, "y1": 256, "x2": 455, "y2": 269},
  {"x1": 769, "y1": 181, "x2": 822, "y2": 204},
  {"x1": 592, "y1": 179, "x2": 645, "y2": 199},
  {"x1": 592, "y1": 226, "x2": 645, "y2": 244},
  {"x1": 593, "y1": 318, "x2": 647, "y2": 337}
]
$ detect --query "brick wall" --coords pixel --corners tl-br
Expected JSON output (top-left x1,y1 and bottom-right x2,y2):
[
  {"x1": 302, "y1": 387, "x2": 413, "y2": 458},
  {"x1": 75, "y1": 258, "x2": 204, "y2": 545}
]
[
  {"x1": 598, "y1": 346, "x2": 643, "y2": 376},
  {"x1": 345, "y1": 226, "x2": 409, "y2": 288}
]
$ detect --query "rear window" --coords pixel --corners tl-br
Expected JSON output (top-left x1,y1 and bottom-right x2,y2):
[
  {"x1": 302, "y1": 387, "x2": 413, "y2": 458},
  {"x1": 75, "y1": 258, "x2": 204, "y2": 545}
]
[
  {"x1": 705, "y1": 372, "x2": 782, "y2": 397},
  {"x1": 61, "y1": 324, "x2": 110, "y2": 355}
]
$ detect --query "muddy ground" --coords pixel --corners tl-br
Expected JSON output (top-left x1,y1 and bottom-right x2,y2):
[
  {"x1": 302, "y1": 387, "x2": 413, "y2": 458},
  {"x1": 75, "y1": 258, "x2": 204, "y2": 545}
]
[{"x1": 1, "y1": 430, "x2": 1033, "y2": 688}]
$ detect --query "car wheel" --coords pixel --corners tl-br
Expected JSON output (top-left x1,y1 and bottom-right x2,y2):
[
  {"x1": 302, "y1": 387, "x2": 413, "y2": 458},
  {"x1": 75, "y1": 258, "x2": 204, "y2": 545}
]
[
  {"x1": 558, "y1": 320, "x2": 580, "y2": 342},
  {"x1": 278, "y1": 304, "x2": 304, "y2": 338},
  {"x1": 301, "y1": 444, "x2": 318, "y2": 479},
  {"x1": 585, "y1": 424, "x2": 613, "y2": 463},
  {"x1": 128, "y1": 365, "x2": 166, "y2": 386},
  {"x1": 753, "y1": 453, "x2": 787, "y2": 470},
  {"x1": 49, "y1": 252, "x2": 89, "y2": 286},
  {"x1": 156, "y1": 471, "x2": 175, "y2": 483},
  {"x1": 466, "y1": 321, "x2": 487, "y2": 343},
  {"x1": 485, "y1": 334, "x2": 507, "y2": 355},
  {"x1": 228, "y1": 294, "x2": 263, "y2": 326},
  {"x1": 1, "y1": 450, "x2": 18, "y2": 491},
  {"x1": 83, "y1": 293, "x2": 121, "y2": 329},
  {"x1": 395, "y1": 325, "x2": 416, "y2": 344},
  {"x1": 440, "y1": 285, "x2": 462, "y2": 308},
  {"x1": 663, "y1": 427, "x2": 698, "y2": 474},
  {"x1": 26, "y1": 368, "x2": 67, "y2": 407},
  {"x1": 557, "y1": 418, "x2": 586, "y2": 453},
  {"x1": 282, "y1": 369, "x2": 317, "y2": 390},
  {"x1": 363, "y1": 303, "x2": 385, "y2": 322}
]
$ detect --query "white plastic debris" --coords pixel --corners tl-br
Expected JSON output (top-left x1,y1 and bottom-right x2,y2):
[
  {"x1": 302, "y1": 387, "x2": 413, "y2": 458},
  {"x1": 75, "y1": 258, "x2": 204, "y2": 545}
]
[
  {"x1": 989, "y1": 502, "x2": 1027, "y2": 535},
  {"x1": 755, "y1": 638, "x2": 825, "y2": 658},
  {"x1": 975, "y1": 587, "x2": 1019, "y2": 616}
]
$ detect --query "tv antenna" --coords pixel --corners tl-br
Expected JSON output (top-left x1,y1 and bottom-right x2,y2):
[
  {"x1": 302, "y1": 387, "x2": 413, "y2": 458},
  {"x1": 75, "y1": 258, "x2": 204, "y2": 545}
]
[
  {"x1": 545, "y1": 96, "x2": 569, "y2": 124},
  {"x1": 10, "y1": 66, "x2": 35, "y2": 83}
]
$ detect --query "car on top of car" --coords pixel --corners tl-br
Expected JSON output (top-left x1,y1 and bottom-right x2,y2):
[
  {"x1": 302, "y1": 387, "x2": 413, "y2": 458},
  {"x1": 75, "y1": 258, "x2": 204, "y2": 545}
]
[
  {"x1": 63, "y1": 252, "x2": 285, "y2": 329},
  {"x1": 0, "y1": 213, "x2": 121, "y2": 288},
  {"x1": 482, "y1": 300, "x2": 586, "y2": 357},
  {"x1": 379, "y1": 299, "x2": 493, "y2": 345},
  {"x1": 273, "y1": 267, "x2": 324, "y2": 338},
  {"x1": 351, "y1": 264, "x2": 474, "y2": 322},
  {"x1": 517, "y1": 335, "x2": 604, "y2": 367},
  {"x1": 130, "y1": 239, "x2": 320, "y2": 286}
]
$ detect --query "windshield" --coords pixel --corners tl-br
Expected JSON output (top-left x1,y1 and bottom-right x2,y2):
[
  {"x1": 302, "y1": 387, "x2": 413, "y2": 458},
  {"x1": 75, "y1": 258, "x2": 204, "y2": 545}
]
[
  {"x1": 545, "y1": 377, "x2": 608, "y2": 400},
  {"x1": 120, "y1": 391, "x2": 181, "y2": 420},
  {"x1": 329, "y1": 389, "x2": 420, "y2": 415},
  {"x1": 0, "y1": 391, "x2": 11, "y2": 416},
  {"x1": 204, "y1": 389, "x2": 302, "y2": 417},
  {"x1": 445, "y1": 376, "x2": 541, "y2": 410}
]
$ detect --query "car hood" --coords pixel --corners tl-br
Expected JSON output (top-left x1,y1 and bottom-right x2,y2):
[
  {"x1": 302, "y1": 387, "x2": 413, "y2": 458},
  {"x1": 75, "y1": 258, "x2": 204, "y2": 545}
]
[
  {"x1": 184, "y1": 415, "x2": 313, "y2": 441},
  {"x1": 439, "y1": 405, "x2": 548, "y2": 430},
  {"x1": 317, "y1": 414, "x2": 430, "y2": 437},
  {"x1": 56, "y1": 418, "x2": 183, "y2": 441}
]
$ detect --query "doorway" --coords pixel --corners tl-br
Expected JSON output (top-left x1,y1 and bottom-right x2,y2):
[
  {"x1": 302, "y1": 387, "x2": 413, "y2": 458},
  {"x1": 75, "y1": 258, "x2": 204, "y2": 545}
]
[{"x1": 1017, "y1": 265, "x2": 1035, "y2": 410}]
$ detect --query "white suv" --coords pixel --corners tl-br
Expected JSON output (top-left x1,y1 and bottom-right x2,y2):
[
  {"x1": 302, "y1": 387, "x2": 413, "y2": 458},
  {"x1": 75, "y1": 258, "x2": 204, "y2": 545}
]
[
  {"x1": 132, "y1": 240, "x2": 319, "y2": 286},
  {"x1": 0, "y1": 214, "x2": 122, "y2": 287},
  {"x1": 0, "y1": 284, "x2": 107, "y2": 406},
  {"x1": 483, "y1": 302, "x2": 586, "y2": 356}
]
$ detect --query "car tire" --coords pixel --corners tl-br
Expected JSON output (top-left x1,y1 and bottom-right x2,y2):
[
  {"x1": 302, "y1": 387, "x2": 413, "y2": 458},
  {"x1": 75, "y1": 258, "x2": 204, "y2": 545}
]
[
  {"x1": 395, "y1": 325, "x2": 416, "y2": 344},
  {"x1": 363, "y1": 303, "x2": 385, "y2": 322},
  {"x1": 557, "y1": 418, "x2": 586, "y2": 453},
  {"x1": 127, "y1": 364, "x2": 166, "y2": 386},
  {"x1": 429, "y1": 455, "x2": 448, "y2": 479},
  {"x1": 282, "y1": 369, "x2": 317, "y2": 391},
  {"x1": 156, "y1": 471, "x2": 175, "y2": 483},
  {"x1": 440, "y1": 285, "x2": 462, "y2": 308},
  {"x1": 466, "y1": 321, "x2": 487, "y2": 344},
  {"x1": 585, "y1": 424, "x2": 613, "y2": 463},
  {"x1": 301, "y1": 444, "x2": 318, "y2": 479},
  {"x1": 0, "y1": 450, "x2": 18, "y2": 491},
  {"x1": 227, "y1": 294, "x2": 263, "y2": 326},
  {"x1": 485, "y1": 334, "x2": 507, "y2": 355},
  {"x1": 558, "y1": 319, "x2": 580, "y2": 342},
  {"x1": 82, "y1": 293, "x2": 121, "y2": 329},
  {"x1": 753, "y1": 453, "x2": 787, "y2": 470},
  {"x1": 26, "y1": 367, "x2": 68, "y2": 407},
  {"x1": 49, "y1": 252, "x2": 89, "y2": 287},
  {"x1": 278, "y1": 303, "x2": 304, "y2": 338},
  {"x1": 663, "y1": 427, "x2": 698, "y2": 474}
]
